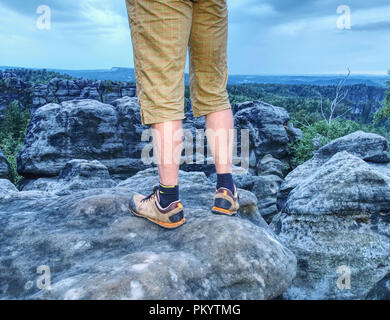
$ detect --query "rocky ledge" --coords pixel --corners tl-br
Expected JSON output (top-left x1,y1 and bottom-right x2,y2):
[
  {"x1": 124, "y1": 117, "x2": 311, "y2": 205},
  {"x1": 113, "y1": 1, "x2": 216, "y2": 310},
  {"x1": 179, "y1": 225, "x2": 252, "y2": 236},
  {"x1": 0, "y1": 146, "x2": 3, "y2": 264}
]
[{"x1": 0, "y1": 164, "x2": 296, "y2": 300}]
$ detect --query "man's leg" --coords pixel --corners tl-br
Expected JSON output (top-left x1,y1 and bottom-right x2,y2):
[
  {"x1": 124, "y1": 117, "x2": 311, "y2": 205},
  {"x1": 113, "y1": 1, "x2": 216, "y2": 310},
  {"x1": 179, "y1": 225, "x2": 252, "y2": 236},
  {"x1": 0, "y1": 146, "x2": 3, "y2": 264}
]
[
  {"x1": 126, "y1": 0, "x2": 192, "y2": 228},
  {"x1": 205, "y1": 109, "x2": 233, "y2": 175},
  {"x1": 189, "y1": 0, "x2": 239, "y2": 215},
  {"x1": 189, "y1": 0, "x2": 234, "y2": 187},
  {"x1": 152, "y1": 120, "x2": 183, "y2": 207}
]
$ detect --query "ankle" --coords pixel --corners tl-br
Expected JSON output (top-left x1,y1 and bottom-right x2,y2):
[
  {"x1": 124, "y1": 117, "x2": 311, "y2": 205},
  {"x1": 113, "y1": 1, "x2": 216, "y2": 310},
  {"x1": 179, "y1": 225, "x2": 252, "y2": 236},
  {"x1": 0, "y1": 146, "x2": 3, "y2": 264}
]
[
  {"x1": 158, "y1": 183, "x2": 179, "y2": 208},
  {"x1": 216, "y1": 173, "x2": 234, "y2": 194}
]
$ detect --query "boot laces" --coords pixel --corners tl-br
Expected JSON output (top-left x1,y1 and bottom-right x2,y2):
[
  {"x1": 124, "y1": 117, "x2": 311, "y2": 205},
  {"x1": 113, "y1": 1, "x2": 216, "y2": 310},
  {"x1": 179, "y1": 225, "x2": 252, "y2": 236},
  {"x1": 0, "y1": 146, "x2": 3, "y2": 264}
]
[{"x1": 141, "y1": 186, "x2": 159, "y2": 203}]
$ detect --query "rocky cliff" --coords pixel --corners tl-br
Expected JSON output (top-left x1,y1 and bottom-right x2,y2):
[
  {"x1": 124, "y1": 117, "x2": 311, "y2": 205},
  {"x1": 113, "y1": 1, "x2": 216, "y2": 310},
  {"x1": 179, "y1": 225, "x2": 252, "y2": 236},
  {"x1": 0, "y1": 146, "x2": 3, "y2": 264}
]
[
  {"x1": 0, "y1": 71, "x2": 137, "y2": 117},
  {"x1": 0, "y1": 71, "x2": 32, "y2": 118},
  {"x1": 32, "y1": 78, "x2": 137, "y2": 113}
]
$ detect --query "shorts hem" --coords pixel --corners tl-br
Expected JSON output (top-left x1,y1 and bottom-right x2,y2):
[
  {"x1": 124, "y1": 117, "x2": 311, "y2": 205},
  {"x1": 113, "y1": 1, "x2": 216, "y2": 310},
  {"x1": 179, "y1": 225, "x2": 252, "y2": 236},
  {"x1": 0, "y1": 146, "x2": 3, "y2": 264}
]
[
  {"x1": 141, "y1": 109, "x2": 186, "y2": 125},
  {"x1": 192, "y1": 102, "x2": 231, "y2": 118}
]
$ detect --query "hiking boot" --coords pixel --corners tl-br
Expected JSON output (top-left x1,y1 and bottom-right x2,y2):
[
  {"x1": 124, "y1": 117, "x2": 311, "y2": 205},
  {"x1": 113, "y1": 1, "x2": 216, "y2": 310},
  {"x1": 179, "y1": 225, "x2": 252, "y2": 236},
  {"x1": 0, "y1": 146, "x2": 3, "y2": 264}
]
[
  {"x1": 212, "y1": 185, "x2": 239, "y2": 216},
  {"x1": 129, "y1": 186, "x2": 186, "y2": 229}
]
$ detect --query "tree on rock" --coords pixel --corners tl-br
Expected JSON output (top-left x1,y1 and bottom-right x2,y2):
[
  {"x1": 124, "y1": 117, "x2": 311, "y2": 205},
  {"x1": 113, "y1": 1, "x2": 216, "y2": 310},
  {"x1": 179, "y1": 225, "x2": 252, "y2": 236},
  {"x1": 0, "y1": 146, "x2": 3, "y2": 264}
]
[{"x1": 374, "y1": 80, "x2": 390, "y2": 123}]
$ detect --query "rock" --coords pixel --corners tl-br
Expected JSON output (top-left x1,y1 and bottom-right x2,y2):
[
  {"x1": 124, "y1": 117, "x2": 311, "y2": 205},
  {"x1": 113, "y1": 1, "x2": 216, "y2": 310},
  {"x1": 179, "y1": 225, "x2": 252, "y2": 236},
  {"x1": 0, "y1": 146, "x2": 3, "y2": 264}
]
[
  {"x1": 0, "y1": 149, "x2": 12, "y2": 180},
  {"x1": 234, "y1": 101, "x2": 301, "y2": 167},
  {"x1": 0, "y1": 179, "x2": 18, "y2": 194},
  {"x1": 0, "y1": 71, "x2": 32, "y2": 118},
  {"x1": 366, "y1": 273, "x2": 390, "y2": 300},
  {"x1": 0, "y1": 169, "x2": 296, "y2": 300},
  {"x1": 256, "y1": 154, "x2": 285, "y2": 177},
  {"x1": 271, "y1": 151, "x2": 390, "y2": 299},
  {"x1": 252, "y1": 174, "x2": 283, "y2": 221},
  {"x1": 315, "y1": 131, "x2": 390, "y2": 163},
  {"x1": 18, "y1": 98, "x2": 301, "y2": 183},
  {"x1": 284, "y1": 152, "x2": 390, "y2": 215},
  {"x1": 20, "y1": 159, "x2": 117, "y2": 195},
  {"x1": 17, "y1": 97, "x2": 149, "y2": 180},
  {"x1": 31, "y1": 78, "x2": 137, "y2": 113},
  {"x1": 278, "y1": 131, "x2": 390, "y2": 210}
]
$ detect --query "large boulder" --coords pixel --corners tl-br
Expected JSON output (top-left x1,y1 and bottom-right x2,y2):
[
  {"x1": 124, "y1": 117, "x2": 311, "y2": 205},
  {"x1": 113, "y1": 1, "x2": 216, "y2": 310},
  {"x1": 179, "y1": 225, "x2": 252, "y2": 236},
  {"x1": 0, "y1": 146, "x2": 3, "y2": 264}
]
[
  {"x1": 234, "y1": 101, "x2": 302, "y2": 167},
  {"x1": 17, "y1": 97, "x2": 149, "y2": 180},
  {"x1": 0, "y1": 149, "x2": 11, "y2": 180},
  {"x1": 316, "y1": 130, "x2": 390, "y2": 163},
  {"x1": 272, "y1": 138, "x2": 390, "y2": 299},
  {"x1": 278, "y1": 131, "x2": 390, "y2": 207},
  {"x1": 0, "y1": 169, "x2": 296, "y2": 300}
]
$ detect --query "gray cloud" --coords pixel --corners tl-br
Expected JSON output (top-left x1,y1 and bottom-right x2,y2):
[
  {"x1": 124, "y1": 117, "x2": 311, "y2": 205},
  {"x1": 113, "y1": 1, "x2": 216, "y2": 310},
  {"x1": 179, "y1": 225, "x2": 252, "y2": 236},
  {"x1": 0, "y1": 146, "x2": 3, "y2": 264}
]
[
  {"x1": 352, "y1": 20, "x2": 390, "y2": 31},
  {"x1": 0, "y1": 0, "x2": 388, "y2": 73}
]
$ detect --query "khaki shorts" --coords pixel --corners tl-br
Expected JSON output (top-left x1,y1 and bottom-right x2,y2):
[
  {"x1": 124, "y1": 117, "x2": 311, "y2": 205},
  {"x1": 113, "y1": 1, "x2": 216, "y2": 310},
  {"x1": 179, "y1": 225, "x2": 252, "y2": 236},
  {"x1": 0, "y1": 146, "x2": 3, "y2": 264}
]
[{"x1": 126, "y1": 0, "x2": 231, "y2": 125}]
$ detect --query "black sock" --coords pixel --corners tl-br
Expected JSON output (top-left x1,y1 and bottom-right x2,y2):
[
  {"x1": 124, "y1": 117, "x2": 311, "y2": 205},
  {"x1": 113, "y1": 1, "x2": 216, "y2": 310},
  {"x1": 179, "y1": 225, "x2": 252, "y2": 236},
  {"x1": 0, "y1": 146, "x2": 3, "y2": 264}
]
[
  {"x1": 158, "y1": 183, "x2": 179, "y2": 208},
  {"x1": 216, "y1": 173, "x2": 234, "y2": 194}
]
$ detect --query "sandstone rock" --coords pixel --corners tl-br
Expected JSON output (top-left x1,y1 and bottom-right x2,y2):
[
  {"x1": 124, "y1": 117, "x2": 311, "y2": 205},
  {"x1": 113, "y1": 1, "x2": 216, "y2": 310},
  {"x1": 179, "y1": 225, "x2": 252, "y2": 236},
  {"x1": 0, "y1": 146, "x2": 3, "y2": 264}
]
[
  {"x1": 0, "y1": 170, "x2": 296, "y2": 300},
  {"x1": 20, "y1": 159, "x2": 117, "y2": 195},
  {"x1": 18, "y1": 98, "x2": 300, "y2": 183},
  {"x1": 234, "y1": 101, "x2": 301, "y2": 165},
  {"x1": 366, "y1": 273, "x2": 390, "y2": 300},
  {"x1": 284, "y1": 152, "x2": 390, "y2": 215},
  {"x1": 315, "y1": 131, "x2": 390, "y2": 163},
  {"x1": 252, "y1": 174, "x2": 283, "y2": 220},
  {"x1": 271, "y1": 151, "x2": 390, "y2": 299},
  {"x1": 31, "y1": 78, "x2": 137, "y2": 113},
  {"x1": 278, "y1": 131, "x2": 390, "y2": 210},
  {"x1": 17, "y1": 97, "x2": 149, "y2": 180},
  {"x1": 0, "y1": 179, "x2": 18, "y2": 194}
]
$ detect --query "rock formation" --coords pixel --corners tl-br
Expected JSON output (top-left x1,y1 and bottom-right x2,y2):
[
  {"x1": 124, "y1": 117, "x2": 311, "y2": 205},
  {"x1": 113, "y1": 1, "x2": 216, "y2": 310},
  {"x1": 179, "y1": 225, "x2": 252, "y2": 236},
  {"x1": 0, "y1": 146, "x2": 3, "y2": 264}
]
[
  {"x1": 17, "y1": 97, "x2": 149, "y2": 181},
  {"x1": 32, "y1": 78, "x2": 137, "y2": 113},
  {"x1": 17, "y1": 98, "x2": 301, "y2": 186},
  {"x1": 0, "y1": 164, "x2": 297, "y2": 300},
  {"x1": 271, "y1": 131, "x2": 390, "y2": 299}
]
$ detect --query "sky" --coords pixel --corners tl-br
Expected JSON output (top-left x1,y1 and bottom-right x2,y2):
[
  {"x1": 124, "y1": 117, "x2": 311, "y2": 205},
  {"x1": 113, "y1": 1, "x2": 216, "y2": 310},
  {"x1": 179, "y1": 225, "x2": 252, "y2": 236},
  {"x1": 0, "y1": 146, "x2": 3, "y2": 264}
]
[{"x1": 0, "y1": 0, "x2": 389, "y2": 75}]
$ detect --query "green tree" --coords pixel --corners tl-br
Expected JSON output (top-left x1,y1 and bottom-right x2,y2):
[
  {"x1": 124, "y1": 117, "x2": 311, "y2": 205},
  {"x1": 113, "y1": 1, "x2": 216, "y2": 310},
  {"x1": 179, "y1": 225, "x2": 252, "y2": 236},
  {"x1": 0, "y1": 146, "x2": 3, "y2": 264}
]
[
  {"x1": 0, "y1": 100, "x2": 30, "y2": 183},
  {"x1": 374, "y1": 81, "x2": 390, "y2": 123}
]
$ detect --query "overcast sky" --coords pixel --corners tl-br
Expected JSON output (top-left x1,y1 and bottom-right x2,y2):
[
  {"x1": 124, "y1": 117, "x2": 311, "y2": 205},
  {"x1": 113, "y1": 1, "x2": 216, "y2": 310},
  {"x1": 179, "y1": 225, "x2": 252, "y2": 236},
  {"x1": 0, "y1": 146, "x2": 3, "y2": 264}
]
[{"x1": 0, "y1": 0, "x2": 389, "y2": 75}]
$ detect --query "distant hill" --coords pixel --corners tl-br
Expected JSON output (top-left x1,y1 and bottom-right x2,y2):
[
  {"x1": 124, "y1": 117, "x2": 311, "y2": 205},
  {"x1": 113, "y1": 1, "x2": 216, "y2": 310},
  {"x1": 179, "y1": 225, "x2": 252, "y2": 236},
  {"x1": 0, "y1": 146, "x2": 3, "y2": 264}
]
[{"x1": 1, "y1": 66, "x2": 388, "y2": 87}]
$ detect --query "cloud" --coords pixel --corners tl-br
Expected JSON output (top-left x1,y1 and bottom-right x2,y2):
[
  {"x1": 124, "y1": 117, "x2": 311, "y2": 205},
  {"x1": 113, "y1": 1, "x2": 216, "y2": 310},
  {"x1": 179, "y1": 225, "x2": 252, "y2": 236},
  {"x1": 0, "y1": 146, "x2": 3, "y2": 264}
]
[
  {"x1": 0, "y1": 0, "x2": 388, "y2": 73},
  {"x1": 353, "y1": 20, "x2": 390, "y2": 31}
]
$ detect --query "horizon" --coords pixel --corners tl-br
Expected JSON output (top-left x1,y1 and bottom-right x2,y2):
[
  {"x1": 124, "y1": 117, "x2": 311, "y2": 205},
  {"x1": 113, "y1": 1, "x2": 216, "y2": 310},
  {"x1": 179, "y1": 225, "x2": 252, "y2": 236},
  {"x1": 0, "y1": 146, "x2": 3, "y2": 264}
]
[{"x1": 1, "y1": 65, "x2": 389, "y2": 78}]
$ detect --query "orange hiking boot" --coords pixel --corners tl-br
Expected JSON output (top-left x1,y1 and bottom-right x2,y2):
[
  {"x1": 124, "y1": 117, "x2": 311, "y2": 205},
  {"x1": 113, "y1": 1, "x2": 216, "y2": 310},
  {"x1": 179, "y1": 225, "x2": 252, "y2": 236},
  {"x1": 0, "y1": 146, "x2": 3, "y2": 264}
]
[
  {"x1": 129, "y1": 186, "x2": 186, "y2": 229},
  {"x1": 212, "y1": 186, "x2": 239, "y2": 216}
]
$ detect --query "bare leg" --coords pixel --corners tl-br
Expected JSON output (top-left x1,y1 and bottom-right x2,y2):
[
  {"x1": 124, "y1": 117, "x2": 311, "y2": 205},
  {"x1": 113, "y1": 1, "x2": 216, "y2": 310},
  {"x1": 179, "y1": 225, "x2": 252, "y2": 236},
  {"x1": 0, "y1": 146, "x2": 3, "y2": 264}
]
[
  {"x1": 152, "y1": 120, "x2": 183, "y2": 186},
  {"x1": 206, "y1": 108, "x2": 234, "y2": 174}
]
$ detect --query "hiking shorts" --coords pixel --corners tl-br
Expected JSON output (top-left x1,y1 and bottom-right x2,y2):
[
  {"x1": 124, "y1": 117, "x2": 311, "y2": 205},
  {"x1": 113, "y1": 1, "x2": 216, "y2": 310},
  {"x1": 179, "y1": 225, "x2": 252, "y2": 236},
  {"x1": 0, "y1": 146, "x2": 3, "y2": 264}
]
[{"x1": 125, "y1": 0, "x2": 231, "y2": 125}]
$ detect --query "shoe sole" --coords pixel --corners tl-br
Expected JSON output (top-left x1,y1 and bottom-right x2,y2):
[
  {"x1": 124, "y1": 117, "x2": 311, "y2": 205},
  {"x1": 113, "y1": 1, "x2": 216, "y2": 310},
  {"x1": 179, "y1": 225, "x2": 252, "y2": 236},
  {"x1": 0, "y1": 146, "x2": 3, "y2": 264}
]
[
  {"x1": 211, "y1": 206, "x2": 237, "y2": 216},
  {"x1": 130, "y1": 207, "x2": 186, "y2": 230}
]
